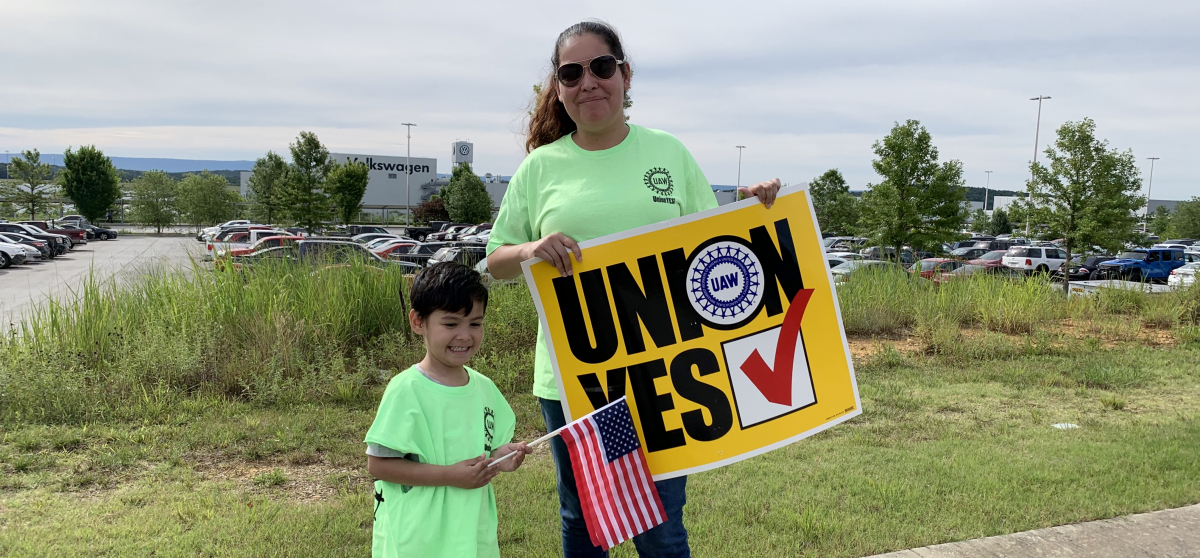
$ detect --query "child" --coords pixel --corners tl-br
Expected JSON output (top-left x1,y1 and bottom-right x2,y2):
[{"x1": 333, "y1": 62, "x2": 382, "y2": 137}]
[{"x1": 365, "y1": 262, "x2": 530, "y2": 557}]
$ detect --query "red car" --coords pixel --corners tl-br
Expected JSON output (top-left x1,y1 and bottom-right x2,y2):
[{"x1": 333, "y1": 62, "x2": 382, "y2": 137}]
[
  {"x1": 965, "y1": 250, "x2": 1007, "y2": 268},
  {"x1": 910, "y1": 258, "x2": 963, "y2": 279},
  {"x1": 374, "y1": 242, "x2": 416, "y2": 259}
]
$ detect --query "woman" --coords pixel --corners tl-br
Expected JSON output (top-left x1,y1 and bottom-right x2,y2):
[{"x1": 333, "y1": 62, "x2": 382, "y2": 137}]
[{"x1": 486, "y1": 21, "x2": 780, "y2": 558}]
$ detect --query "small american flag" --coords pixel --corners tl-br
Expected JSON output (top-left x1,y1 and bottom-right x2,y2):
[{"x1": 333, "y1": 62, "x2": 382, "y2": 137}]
[{"x1": 560, "y1": 397, "x2": 666, "y2": 550}]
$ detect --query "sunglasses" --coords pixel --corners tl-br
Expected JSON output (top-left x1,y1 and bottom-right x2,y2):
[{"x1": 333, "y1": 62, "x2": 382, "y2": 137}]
[{"x1": 555, "y1": 54, "x2": 624, "y2": 87}]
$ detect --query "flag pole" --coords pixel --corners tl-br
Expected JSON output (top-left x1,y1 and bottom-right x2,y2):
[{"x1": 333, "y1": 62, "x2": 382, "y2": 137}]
[{"x1": 488, "y1": 424, "x2": 566, "y2": 468}]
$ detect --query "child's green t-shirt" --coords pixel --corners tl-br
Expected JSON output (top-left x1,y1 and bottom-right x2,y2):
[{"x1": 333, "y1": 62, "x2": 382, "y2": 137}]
[
  {"x1": 487, "y1": 124, "x2": 719, "y2": 400},
  {"x1": 364, "y1": 366, "x2": 516, "y2": 558}
]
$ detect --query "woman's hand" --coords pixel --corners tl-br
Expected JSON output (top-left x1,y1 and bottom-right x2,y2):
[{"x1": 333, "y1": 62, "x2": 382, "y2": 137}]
[
  {"x1": 738, "y1": 178, "x2": 782, "y2": 209},
  {"x1": 492, "y1": 442, "x2": 531, "y2": 472},
  {"x1": 529, "y1": 232, "x2": 582, "y2": 277}
]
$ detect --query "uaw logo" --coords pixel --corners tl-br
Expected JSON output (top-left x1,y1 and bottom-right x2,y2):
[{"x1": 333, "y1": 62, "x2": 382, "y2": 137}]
[
  {"x1": 644, "y1": 167, "x2": 674, "y2": 196},
  {"x1": 686, "y1": 239, "x2": 763, "y2": 328}
]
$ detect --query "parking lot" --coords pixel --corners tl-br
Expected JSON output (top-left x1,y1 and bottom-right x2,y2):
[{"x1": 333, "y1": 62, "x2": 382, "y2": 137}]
[{"x1": 0, "y1": 235, "x2": 200, "y2": 325}]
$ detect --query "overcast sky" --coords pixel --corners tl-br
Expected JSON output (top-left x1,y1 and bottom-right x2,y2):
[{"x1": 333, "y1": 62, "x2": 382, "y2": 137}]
[{"x1": 2, "y1": 0, "x2": 1197, "y2": 199}]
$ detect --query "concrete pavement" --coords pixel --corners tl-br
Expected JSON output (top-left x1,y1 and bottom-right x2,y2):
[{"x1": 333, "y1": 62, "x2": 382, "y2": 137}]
[
  {"x1": 867, "y1": 504, "x2": 1200, "y2": 558},
  {"x1": 0, "y1": 236, "x2": 200, "y2": 326}
]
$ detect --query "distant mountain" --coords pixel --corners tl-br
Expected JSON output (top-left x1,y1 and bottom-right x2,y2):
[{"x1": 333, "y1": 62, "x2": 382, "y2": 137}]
[{"x1": 108, "y1": 157, "x2": 255, "y2": 172}]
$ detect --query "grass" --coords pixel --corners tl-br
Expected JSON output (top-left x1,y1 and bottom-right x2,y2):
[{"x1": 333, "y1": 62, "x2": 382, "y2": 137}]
[{"x1": 0, "y1": 263, "x2": 1198, "y2": 556}]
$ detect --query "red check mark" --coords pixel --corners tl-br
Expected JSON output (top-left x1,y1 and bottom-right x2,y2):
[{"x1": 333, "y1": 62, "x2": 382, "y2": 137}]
[{"x1": 739, "y1": 289, "x2": 815, "y2": 406}]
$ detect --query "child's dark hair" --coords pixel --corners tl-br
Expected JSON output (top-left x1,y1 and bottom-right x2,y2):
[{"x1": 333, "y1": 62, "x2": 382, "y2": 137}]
[{"x1": 410, "y1": 262, "x2": 489, "y2": 319}]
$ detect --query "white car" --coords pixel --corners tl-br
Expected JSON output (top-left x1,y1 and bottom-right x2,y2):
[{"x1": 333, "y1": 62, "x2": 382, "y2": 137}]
[
  {"x1": 1002, "y1": 245, "x2": 1067, "y2": 274},
  {"x1": 1168, "y1": 262, "x2": 1198, "y2": 289},
  {"x1": 460, "y1": 230, "x2": 491, "y2": 244},
  {"x1": 827, "y1": 251, "x2": 865, "y2": 261},
  {"x1": 1182, "y1": 251, "x2": 1200, "y2": 263},
  {"x1": 0, "y1": 241, "x2": 29, "y2": 267}
]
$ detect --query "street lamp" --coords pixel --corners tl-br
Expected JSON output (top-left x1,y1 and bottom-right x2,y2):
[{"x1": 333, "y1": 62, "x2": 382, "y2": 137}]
[
  {"x1": 735, "y1": 145, "x2": 746, "y2": 191},
  {"x1": 984, "y1": 170, "x2": 993, "y2": 212},
  {"x1": 1144, "y1": 157, "x2": 1160, "y2": 233},
  {"x1": 402, "y1": 122, "x2": 417, "y2": 228},
  {"x1": 1026, "y1": 95, "x2": 1051, "y2": 236}
]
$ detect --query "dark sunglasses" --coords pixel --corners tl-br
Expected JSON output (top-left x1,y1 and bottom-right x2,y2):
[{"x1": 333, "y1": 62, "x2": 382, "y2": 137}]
[{"x1": 555, "y1": 55, "x2": 624, "y2": 87}]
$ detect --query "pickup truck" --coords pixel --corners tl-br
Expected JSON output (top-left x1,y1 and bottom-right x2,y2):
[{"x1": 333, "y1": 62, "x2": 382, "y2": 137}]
[
  {"x1": 19, "y1": 221, "x2": 87, "y2": 247},
  {"x1": 1095, "y1": 248, "x2": 1186, "y2": 282},
  {"x1": 401, "y1": 221, "x2": 451, "y2": 242}
]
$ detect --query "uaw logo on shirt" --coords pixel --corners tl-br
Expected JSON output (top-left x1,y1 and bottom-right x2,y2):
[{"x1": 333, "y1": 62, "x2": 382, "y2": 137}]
[
  {"x1": 686, "y1": 239, "x2": 764, "y2": 328},
  {"x1": 644, "y1": 167, "x2": 676, "y2": 205}
]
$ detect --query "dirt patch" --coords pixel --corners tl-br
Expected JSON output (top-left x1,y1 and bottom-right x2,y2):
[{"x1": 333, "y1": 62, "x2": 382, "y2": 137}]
[
  {"x1": 847, "y1": 335, "x2": 922, "y2": 360},
  {"x1": 189, "y1": 454, "x2": 370, "y2": 503}
]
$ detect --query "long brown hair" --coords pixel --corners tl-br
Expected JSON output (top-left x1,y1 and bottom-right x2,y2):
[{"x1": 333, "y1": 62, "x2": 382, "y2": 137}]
[{"x1": 525, "y1": 21, "x2": 632, "y2": 153}]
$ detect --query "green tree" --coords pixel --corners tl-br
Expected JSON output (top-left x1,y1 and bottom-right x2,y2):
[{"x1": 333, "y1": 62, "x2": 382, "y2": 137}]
[
  {"x1": 1147, "y1": 205, "x2": 1173, "y2": 237},
  {"x1": 4, "y1": 149, "x2": 57, "y2": 219},
  {"x1": 177, "y1": 171, "x2": 241, "y2": 231},
  {"x1": 443, "y1": 163, "x2": 493, "y2": 224},
  {"x1": 60, "y1": 145, "x2": 122, "y2": 223},
  {"x1": 969, "y1": 208, "x2": 988, "y2": 232},
  {"x1": 808, "y1": 169, "x2": 860, "y2": 235},
  {"x1": 326, "y1": 160, "x2": 370, "y2": 225},
  {"x1": 280, "y1": 131, "x2": 332, "y2": 232},
  {"x1": 128, "y1": 170, "x2": 178, "y2": 235},
  {"x1": 988, "y1": 208, "x2": 1013, "y2": 236},
  {"x1": 412, "y1": 196, "x2": 450, "y2": 225},
  {"x1": 857, "y1": 120, "x2": 967, "y2": 258},
  {"x1": 1170, "y1": 198, "x2": 1200, "y2": 239},
  {"x1": 1026, "y1": 118, "x2": 1144, "y2": 292},
  {"x1": 247, "y1": 151, "x2": 289, "y2": 225}
]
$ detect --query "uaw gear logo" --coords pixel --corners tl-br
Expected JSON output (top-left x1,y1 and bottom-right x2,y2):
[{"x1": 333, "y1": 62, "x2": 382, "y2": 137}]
[
  {"x1": 643, "y1": 167, "x2": 674, "y2": 196},
  {"x1": 686, "y1": 239, "x2": 763, "y2": 328}
]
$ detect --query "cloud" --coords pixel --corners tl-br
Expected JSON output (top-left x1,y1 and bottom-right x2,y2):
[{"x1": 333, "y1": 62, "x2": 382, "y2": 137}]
[{"x1": 2, "y1": 0, "x2": 1197, "y2": 198}]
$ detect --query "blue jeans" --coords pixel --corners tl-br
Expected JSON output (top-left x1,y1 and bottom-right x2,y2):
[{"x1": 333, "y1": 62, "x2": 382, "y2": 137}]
[{"x1": 540, "y1": 397, "x2": 691, "y2": 558}]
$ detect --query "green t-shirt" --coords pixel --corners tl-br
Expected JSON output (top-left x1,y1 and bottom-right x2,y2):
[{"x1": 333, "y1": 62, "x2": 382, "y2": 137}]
[
  {"x1": 364, "y1": 366, "x2": 516, "y2": 558},
  {"x1": 487, "y1": 125, "x2": 718, "y2": 400}
]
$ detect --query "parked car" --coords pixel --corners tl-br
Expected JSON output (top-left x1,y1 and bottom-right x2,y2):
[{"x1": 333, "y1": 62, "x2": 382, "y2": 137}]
[
  {"x1": 1002, "y1": 245, "x2": 1068, "y2": 274},
  {"x1": 932, "y1": 263, "x2": 1025, "y2": 285},
  {"x1": 426, "y1": 245, "x2": 488, "y2": 268},
  {"x1": 373, "y1": 241, "x2": 417, "y2": 259},
  {"x1": 1168, "y1": 262, "x2": 1199, "y2": 289},
  {"x1": 949, "y1": 236, "x2": 994, "y2": 250},
  {"x1": 910, "y1": 258, "x2": 963, "y2": 279},
  {"x1": 197, "y1": 220, "x2": 254, "y2": 242},
  {"x1": 950, "y1": 247, "x2": 989, "y2": 261},
  {"x1": 1162, "y1": 239, "x2": 1196, "y2": 247},
  {"x1": 0, "y1": 223, "x2": 68, "y2": 256},
  {"x1": 965, "y1": 250, "x2": 1007, "y2": 267},
  {"x1": 337, "y1": 224, "x2": 390, "y2": 236},
  {"x1": 226, "y1": 235, "x2": 303, "y2": 258},
  {"x1": 823, "y1": 236, "x2": 869, "y2": 253},
  {"x1": 425, "y1": 224, "x2": 473, "y2": 242},
  {"x1": 0, "y1": 241, "x2": 29, "y2": 267},
  {"x1": 1094, "y1": 248, "x2": 1186, "y2": 282},
  {"x1": 226, "y1": 240, "x2": 420, "y2": 272},
  {"x1": 827, "y1": 251, "x2": 865, "y2": 261},
  {"x1": 84, "y1": 224, "x2": 117, "y2": 240},
  {"x1": 401, "y1": 221, "x2": 451, "y2": 242},
  {"x1": 972, "y1": 239, "x2": 1017, "y2": 252},
  {"x1": 1051, "y1": 256, "x2": 1115, "y2": 281},
  {"x1": 353, "y1": 233, "x2": 408, "y2": 245},
  {"x1": 460, "y1": 229, "x2": 492, "y2": 244},
  {"x1": 1184, "y1": 251, "x2": 1200, "y2": 263},
  {"x1": 0, "y1": 232, "x2": 52, "y2": 260},
  {"x1": 830, "y1": 260, "x2": 898, "y2": 283},
  {"x1": 389, "y1": 242, "x2": 465, "y2": 266},
  {"x1": 452, "y1": 224, "x2": 492, "y2": 242},
  {"x1": 859, "y1": 246, "x2": 916, "y2": 264},
  {"x1": 18, "y1": 221, "x2": 86, "y2": 247}
]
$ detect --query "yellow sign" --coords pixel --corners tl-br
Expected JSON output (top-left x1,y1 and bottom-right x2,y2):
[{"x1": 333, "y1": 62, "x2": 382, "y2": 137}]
[{"x1": 523, "y1": 187, "x2": 860, "y2": 480}]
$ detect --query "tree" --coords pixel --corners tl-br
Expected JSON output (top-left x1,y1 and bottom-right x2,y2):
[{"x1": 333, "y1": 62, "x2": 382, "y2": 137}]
[
  {"x1": 412, "y1": 196, "x2": 450, "y2": 224},
  {"x1": 177, "y1": 171, "x2": 241, "y2": 231},
  {"x1": 1147, "y1": 205, "x2": 1173, "y2": 237},
  {"x1": 969, "y1": 208, "x2": 989, "y2": 232},
  {"x1": 443, "y1": 163, "x2": 494, "y2": 224},
  {"x1": 280, "y1": 131, "x2": 332, "y2": 232},
  {"x1": 988, "y1": 208, "x2": 1013, "y2": 236},
  {"x1": 1026, "y1": 118, "x2": 1144, "y2": 293},
  {"x1": 857, "y1": 120, "x2": 967, "y2": 257},
  {"x1": 127, "y1": 170, "x2": 178, "y2": 234},
  {"x1": 247, "y1": 151, "x2": 289, "y2": 225},
  {"x1": 326, "y1": 160, "x2": 370, "y2": 225},
  {"x1": 808, "y1": 169, "x2": 860, "y2": 235},
  {"x1": 1170, "y1": 198, "x2": 1200, "y2": 239},
  {"x1": 60, "y1": 145, "x2": 122, "y2": 223},
  {"x1": 4, "y1": 149, "x2": 57, "y2": 219}
]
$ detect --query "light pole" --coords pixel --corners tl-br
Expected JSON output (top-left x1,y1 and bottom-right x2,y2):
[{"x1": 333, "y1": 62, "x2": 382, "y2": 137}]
[
  {"x1": 1144, "y1": 157, "x2": 1160, "y2": 233},
  {"x1": 402, "y1": 122, "x2": 416, "y2": 228},
  {"x1": 1026, "y1": 95, "x2": 1050, "y2": 236},
  {"x1": 735, "y1": 145, "x2": 746, "y2": 192},
  {"x1": 984, "y1": 170, "x2": 993, "y2": 213}
]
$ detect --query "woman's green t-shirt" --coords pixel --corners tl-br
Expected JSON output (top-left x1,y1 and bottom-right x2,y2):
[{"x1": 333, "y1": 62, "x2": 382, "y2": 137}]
[{"x1": 487, "y1": 125, "x2": 718, "y2": 400}]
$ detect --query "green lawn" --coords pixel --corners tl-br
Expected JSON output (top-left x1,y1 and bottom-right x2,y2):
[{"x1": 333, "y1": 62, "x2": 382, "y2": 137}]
[{"x1": 3, "y1": 344, "x2": 1197, "y2": 557}]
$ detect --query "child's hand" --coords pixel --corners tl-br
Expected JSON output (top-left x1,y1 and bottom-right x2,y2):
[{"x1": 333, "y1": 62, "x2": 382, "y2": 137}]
[
  {"x1": 446, "y1": 454, "x2": 500, "y2": 489},
  {"x1": 493, "y1": 442, "x2": 530, "y2": 472}
]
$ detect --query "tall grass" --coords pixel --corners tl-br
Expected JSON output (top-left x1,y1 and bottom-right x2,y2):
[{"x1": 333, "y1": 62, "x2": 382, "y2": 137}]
[{"x1": 0, "y1": 258, "x2": 539, "y2": 425}]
